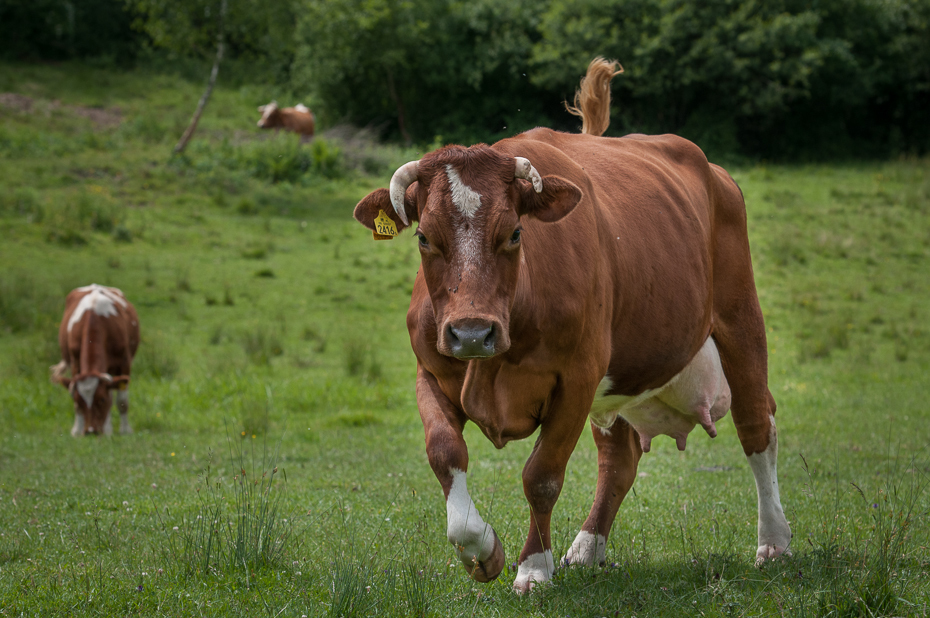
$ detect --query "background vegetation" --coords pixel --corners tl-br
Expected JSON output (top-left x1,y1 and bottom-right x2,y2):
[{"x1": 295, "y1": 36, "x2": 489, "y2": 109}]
[
  {"x1": 2, "y1": 0, "x2": 929, "y2": 159},
  {"x1": 1, "y1": 56, "x2": 928, "y2": 616}
]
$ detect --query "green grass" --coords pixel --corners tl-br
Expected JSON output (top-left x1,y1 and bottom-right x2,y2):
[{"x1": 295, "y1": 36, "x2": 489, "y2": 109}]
[{"x1": 0, "y1": 61, "x2": 928, "y2": 617}]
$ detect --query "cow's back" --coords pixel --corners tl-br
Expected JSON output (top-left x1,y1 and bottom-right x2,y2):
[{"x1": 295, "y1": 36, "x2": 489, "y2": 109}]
[{"x1": 495, "y1": 130, "x2": 722, "y2": 395}]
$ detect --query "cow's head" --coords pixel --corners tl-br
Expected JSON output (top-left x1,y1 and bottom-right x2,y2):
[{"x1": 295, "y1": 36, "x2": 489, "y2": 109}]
[
  {"x1": 55, "y1": 371, "x2": 130, "y2": 435},
  {"x1": 256, "y1": 101, "x2": 280, "y2": 129},
  {"x1": 354, "y1": 145, "x2": 582, "y2": 359}
]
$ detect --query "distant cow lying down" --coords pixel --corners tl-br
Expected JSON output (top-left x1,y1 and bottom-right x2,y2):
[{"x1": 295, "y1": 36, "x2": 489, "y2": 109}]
[
  {"x1": 50, "y1": 284, "x2": 140, "y2": 436},
  {"x1": 256, "y1": 101, "x2": 315, "y2": 139}
]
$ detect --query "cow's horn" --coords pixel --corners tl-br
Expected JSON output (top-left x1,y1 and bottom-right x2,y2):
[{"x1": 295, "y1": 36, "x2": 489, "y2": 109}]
[
  {"x1": 389, "y1": 161, "x2": 419, "y2": 226},
  {"x1": 514, "y1": 157, "x2": 543, "y2": 193}
]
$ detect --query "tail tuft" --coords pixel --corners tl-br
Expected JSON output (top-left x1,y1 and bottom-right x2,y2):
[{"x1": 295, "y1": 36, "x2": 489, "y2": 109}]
[{"x1": 564, "y1": 57, "x2": 623, "y2": 137}]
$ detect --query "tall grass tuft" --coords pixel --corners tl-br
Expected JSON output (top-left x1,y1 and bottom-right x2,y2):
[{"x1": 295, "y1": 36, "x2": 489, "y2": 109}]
[
  {"x1": 156, "y1": 433, "x2": 294, "y2": 578},
  {"x1": 241, "y1": 326, "x2": 284, "y2": 365},
  {"x1": 224, "y1": 436, "x2": 292, "y2": 571}
]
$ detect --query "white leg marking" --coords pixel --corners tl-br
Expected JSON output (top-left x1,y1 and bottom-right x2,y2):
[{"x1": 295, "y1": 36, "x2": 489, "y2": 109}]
[
  {"x1": 117, "y1": 389, "x2": 132, "y2": 434},
  {"x1": 446, "y1": 469, "x2": 497, "y2": 566},
  {"x1": 103, "y1": 412, "x2": 113, "y2": 436},
  {"x1": 562, "y1": 530, "x2": 606, "y2": 566},
  {"x1": 71, "y1": 411, "x2": 85, "y2": 437},
  {"x1": 748, "y1": 416, "x2": 791, "y2": 563},
  {"x1": 513, "y1": 550, "x2": 554, "y2": 593}
]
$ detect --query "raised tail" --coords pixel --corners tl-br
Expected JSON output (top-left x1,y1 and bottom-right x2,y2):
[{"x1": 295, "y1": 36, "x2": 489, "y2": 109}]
[{"x1": 564, "y1": 57, "x2": 623, "y2": 137}]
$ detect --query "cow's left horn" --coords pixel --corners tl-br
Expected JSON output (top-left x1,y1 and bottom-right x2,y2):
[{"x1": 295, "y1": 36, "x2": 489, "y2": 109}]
[
  {"x1": 389, "y1": 161, "x2": 419, "y2": 226},
  {"x1": 514, "y1": 157, "x2": 543, "y2": 193}
]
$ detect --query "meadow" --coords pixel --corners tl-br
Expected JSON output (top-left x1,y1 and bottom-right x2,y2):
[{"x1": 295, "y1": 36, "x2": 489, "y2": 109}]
[{"x1": 0, "y1": 61, "x2": 928, "y2": 617}]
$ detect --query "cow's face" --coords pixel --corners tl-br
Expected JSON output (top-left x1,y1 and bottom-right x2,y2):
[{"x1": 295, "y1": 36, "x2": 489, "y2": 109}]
[
  {"x1": 64, "y1": 373, "x2": 128, "y2": 435},
  {"x1": 354, "y1": 145, "x2": 582, "y2": 359},
  {"x1": 256, "y1": 102, "x2": 280, "y2": 129}
]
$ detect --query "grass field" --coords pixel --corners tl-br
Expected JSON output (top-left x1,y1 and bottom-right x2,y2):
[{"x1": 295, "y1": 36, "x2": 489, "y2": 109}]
[{"x1": 1, "y1": 61, "x2": 928, "y2": 617}]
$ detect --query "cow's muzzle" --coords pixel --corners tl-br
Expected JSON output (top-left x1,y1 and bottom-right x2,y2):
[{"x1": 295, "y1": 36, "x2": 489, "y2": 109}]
[{"x1": 446, "y1": 320, "x2": 498, "y2": 359}]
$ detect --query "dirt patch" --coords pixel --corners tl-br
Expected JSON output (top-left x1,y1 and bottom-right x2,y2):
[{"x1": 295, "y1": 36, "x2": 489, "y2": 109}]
[{"x1": 0, "y1": 92, "x2": 122, "y2": 129}]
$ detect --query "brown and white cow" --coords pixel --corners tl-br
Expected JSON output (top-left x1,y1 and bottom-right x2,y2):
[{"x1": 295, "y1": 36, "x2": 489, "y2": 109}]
[
  {"x1": 50, "y1": 284, "x2": 140, "y2": 436},
  {"x1": 256, "y1": 101, "x2": 315, "y2": 139},
  {"x1": 353, "y1": 58, "x2": 791, "y2": 592}
]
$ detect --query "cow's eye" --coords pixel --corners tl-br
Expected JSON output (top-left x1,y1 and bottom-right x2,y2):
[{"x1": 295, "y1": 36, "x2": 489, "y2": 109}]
[
  {"x1": 510, "y1": 228, "x2": 522, "y2": 244},
  {"x1": 415, "y1": 231, "x2": 429, "y2": 248}
]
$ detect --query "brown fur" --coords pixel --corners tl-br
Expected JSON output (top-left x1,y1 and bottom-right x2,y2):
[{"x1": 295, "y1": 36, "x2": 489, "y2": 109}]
[
  {"x1": 53, "y1": 285, "x2": 139, "y2": 435},
  {"x1": 354, "y1": 58, "x2": 786, "y2": 589},
  {"x1": 256, "y1": 102, "x2": 315, "y2": 139}
]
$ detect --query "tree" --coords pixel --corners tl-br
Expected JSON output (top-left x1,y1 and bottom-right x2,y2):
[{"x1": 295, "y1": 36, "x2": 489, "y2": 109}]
[{"x1": 127, "y1": 0, "x2": 298, "y2": 152}]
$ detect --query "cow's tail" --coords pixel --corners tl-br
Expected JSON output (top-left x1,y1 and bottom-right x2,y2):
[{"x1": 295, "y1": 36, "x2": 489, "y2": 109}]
[{"x1": 565, "y1": 57, "x2": 623, "y2": 137}]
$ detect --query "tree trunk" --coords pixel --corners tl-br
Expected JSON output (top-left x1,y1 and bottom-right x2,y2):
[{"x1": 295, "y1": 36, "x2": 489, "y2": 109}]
[
  {"x1": 386, "y1": 68, "x2": 412, "y2": 146},
  {"x1": 173, "y1": 0, "x2": 227, "y2": 155}
]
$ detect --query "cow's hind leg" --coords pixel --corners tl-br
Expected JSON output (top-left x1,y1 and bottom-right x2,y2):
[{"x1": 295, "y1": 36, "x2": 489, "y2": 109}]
[
  {"x1": 711, "y1": 168, "x2": 791, "y2": 562},
  {"x1": 117, "y1": 388, "x2": 132, "y2": 434},
  {"x1": 563, "y1": 418, "x2": 642, "y2": 566}
]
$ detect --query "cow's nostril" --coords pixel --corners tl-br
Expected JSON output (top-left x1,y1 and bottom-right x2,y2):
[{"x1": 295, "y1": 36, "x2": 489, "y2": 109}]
[{"x1": 448, "y1": 323, "x2": 495, "y2": 358}]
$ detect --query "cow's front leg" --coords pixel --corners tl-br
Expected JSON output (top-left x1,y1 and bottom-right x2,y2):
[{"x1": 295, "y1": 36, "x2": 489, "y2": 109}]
[
  {"x1": 418, "y1": 367, "x2": 504, "y2": 582},
  {"x1": 117, "y1": 387, "x2": 132, "y2": 434},
  {"x1": 564, "y1": 418, "x2": 642, "y2": 566},
  {"x1": 71, "y1": 404, "x2": 86, "y2": 437},
  {"x1": 515, "y1": 407, "x2": 588, "y2": 593}
]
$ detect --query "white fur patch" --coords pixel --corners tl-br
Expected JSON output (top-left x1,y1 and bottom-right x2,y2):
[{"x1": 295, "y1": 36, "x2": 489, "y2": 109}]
[
  {"x1": 68, "y1": 285, "x2": 127, "y2": 333},
  {"x1": 446, "y1": 468, "x2": 496, "y2": 565},
  {"x1": 748, "y1": 417, "x2": 792, "y2": 562},
  {"x1": 514, "y1": 550, "x2": 554, "y2": 593},
  {"x1": 71, "y1": 412, "x2": 85, "y2": 437},
  {"x1": 563, "y1": 530, "x2": 606, "y2": 566},
  {"x1": 445, "y1": 165, "x2": 482, "y2": 218},
  {"x1": 258, "y1": 101, "x2": 278, "y2": 126},
  {"x1": 588, "y1": 337, "x2": 730, "y2": 452},
  {"x1": 294, "y1": 103, "x2": 309, "y2": 113},
  {"x1": 75, "y1": 377, "x2": 99, "y2": 409},
  {"x1": 117, "y1": 389, "x2": 129, "y2": 407}
]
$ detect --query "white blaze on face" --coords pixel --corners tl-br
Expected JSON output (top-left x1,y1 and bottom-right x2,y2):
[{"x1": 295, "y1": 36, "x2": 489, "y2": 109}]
[
  {"x1": 76, "y1": 377, "x2": 99, "y2": 409},
  {"x1": 258, "y1": 102, "x2": 278, "y2": 126},
  {"x1": 445, "y1": 165, "x2": 481, "y2": 218},
  {"x1": 294, "y1": 103, "x2": 309, "y2": 114},
  {"x1": 445, "y1": 165, "x2": 486, "y2": 278},
  {"x1": 68, "y1": 284, "x2": 128, "y2": 333},
  {"x1": 748, "y1": 416, "x2": 792, "y2": 562},
  {"x1": 446, "y1": 468, "x2": 496, "y2": 565}
]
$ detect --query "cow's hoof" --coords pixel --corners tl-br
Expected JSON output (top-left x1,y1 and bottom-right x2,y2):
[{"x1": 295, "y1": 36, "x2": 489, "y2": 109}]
[
  {"x1": 755, "y1": 544, "x2": 791, "y2": 566},
  {"x1": 512, "y1": 551, "x2": 555, "y2": 594},
  {"x1": 562, "y1": 530, "x2": 606, "y2": 567},
  {"x1": 462, "y1": 530, "x2": 505, "y2": 582}
]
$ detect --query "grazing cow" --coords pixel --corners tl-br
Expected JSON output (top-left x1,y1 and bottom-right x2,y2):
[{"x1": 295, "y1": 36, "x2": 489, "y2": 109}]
[
  {"x1": 352, "y1": 58, "x2": 791, "y2": 592},
  {"x1": 256, "y1": 101, "x2": 315, "y2": 139},
  {"x1": 50, "y1": 284, "x2": 139, "y2": 437}
]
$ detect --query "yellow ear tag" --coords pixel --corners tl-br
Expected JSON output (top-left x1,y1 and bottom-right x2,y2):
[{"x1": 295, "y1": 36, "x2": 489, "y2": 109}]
[
  {"x1": 118, "y1": 382, "x2": 128, "y2": 391},
  {"x1": 373, "y1": 210, "x2": 399, "y2": 240}
]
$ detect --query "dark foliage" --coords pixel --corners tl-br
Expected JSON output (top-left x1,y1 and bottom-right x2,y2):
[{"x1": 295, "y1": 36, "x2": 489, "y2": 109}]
[{"x1": 0, "y1": 0, "x2": 142, "y2": 62}]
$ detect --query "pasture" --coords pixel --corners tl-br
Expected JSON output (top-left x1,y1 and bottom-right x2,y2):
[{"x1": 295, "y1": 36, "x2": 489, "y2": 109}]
[{"x1": 1, "y1": 61, "x2": 929, "y2": 617}]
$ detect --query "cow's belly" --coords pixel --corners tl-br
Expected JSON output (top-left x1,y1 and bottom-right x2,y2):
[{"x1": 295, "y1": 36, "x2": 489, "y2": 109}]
[{"x1": 589, "y1": 337, "x2": 731, "y2": 452}]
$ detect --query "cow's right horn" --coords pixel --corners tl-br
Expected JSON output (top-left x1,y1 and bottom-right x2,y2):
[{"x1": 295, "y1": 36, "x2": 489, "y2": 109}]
[
  {"x1": 389, "y1": 161, "x2": 419, "y2": 226},
  {"x1": 514, "y1": 157, "x2": 543, "y2": 193}
]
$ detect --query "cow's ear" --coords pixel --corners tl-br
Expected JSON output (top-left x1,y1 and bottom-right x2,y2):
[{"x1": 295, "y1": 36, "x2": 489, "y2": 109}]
[
  {"x1": 516, "y1": 176, "x2": 582, "y2": 223},
  {"x1": 353, "y1": 185, "x2": 418, "y2": 236}
]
